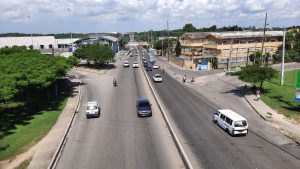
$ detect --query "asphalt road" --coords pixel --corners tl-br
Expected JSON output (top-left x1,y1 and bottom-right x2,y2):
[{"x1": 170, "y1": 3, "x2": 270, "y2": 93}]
[
  {"x1": 143, "y1": 51, "x2": 300, "y2": 169},
  {"x1": 55, "y1": 52, "x2": 184, "y2": 169}
]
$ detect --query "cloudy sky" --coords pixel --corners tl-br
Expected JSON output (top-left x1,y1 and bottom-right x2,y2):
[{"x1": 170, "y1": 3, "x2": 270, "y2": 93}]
[{"x1": 0, "y1": 0, "x2": 299, "y2": 33}]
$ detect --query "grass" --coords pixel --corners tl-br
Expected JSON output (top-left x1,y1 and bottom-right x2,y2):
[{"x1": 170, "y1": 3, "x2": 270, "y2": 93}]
[
  {"x1": 14, "y1": 157, "x2": 32, "y2": 169},
  {"x1": 260, "y1": 69, "x2": 300, "y2": 121},
  {"x1": 0, "y1": 80, "x2": 71, "y2": 161}
]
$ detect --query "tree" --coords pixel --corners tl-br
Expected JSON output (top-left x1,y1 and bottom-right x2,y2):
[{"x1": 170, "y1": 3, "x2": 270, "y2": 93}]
[
  {"x1": 0, "y1": 47, "x2": 73, "y2": 101},
  {"x1": 249, "y1": 51, "x2": 262, "y2": 65},
  {"x1": 183, "y1": 23, "x2": 196, "y2": 32},
  {"x1": 175, "y1": 40, "x2": 181, "y2": 57},
  {"x1": 234, "y1": 65, "x2": 278, "y2": 89},
  {"x1": 74, "y1": 44, "x2": 115, "y2": 66}
]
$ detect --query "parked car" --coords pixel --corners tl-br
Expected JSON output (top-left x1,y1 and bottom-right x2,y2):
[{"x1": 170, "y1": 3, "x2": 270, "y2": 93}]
[
  {"x1": 123, "y1": 61, "x2": 130, "y2": 67},
  {"x1": 213, "y1": 109, "x2": 248, "y2": 136},
  {"x1": 136, "y1": 99, "x2": 152, "y2": 117},
  {"x1": 153, "y1": 74, "x2": 162, "y2": 82},
  {"x1": 153, "y1": 63, "x2": 159, "y2": 69},
  {"x1": 86, "y1": 101, "x2": 100, "y2": 118},
  {"x1": 143, "y1": 62, "x2": 148, "y2": 67},
  {"x1": 133, "y1": 62, "x2": 139, "y2": 68}
]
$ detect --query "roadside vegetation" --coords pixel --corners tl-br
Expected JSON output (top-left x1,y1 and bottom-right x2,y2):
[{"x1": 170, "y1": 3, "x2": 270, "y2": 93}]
[
  {"x1": 234, "y1": 65, "x2": 300, "y2": 121},
  {"x1": 0, "y1": 46, "x2": 76, "y2": 160},
  {"x1": 74, "y1": 44, "x2": 115, "y2": 67},
  {"x1": 260, "y1": 69, "x2": 300, "y2": 121}
]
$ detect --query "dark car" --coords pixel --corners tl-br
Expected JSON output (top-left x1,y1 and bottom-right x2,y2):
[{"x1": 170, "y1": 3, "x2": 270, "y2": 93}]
[
  {"x1": 143, "y1": 61, "x2": 148, "y2": 67},
  {"x1": 136, "y1": 99, "x2": 152, "y2": 117},
  {"x1": 146, "y1": 65, "x2": 152, "y2": 71}
]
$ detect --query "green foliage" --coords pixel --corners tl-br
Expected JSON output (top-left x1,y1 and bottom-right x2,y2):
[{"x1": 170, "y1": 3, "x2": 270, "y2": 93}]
[
  {"x1": 234, "y1": 65, "x2": 278, "y2": 89},
  {"x1": 74, "y1": 44, "x2": 115, "y2": 65},
  {"x1": 175, "y1": 40, "x2": 181, "y2": 57},
  {"x1": 67, "y1": 55, "x2": 79, "y2": 66},
  {"x1": 249, "y1": 51, "x2": 262, "y2": 65},
  {"x1": 183, "y1": 23, "x2": 197, "y2": 32},
  {"x1": 0, "y1": 47, "x2": 72, "y2": 101}
]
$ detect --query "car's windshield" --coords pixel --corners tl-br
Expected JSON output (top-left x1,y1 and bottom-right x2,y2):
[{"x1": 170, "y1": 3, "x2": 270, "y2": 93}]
[
  {"x1": 155, "y1": 75, "x2": 161, "y2": 78},
  {"x1": 139, "y1": 101, "x2": 150, "y2": 107},
  {"x1": 87, "y1": 105, "x2": 97, "y2": 110},
  {"x1": 234, "y1": 120, "x2": 247, "y2": 127}
]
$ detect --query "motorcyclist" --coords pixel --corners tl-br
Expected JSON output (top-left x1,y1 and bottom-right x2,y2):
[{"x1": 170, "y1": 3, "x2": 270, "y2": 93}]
[
  {"x1": 113, "y1": 78, "x2": 117, "y2": 86},
  {"x1": 162, "y1": 67, "x2": 165, "y2": 73},
  {"x1": 183, "y1": 75, "x2": 186, "y2": 83}
]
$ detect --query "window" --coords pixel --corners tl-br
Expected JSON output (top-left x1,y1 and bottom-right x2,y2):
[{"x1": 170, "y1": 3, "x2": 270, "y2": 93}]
[
  {"x1": 225, "y1": 117, "x2": 233, "y2": 125},
  {"x1": 234, "y1": 120, "x2": 247, "y2": 127},
  {"x1": 49, "y1": 44, "x2": 53, "y2": 48},
  {"x1": 40, "y1": 45, "x2": 44, "y2": 49},
  {"x1": 220, "y1": 114, "x2": 225, "y2": 120}
]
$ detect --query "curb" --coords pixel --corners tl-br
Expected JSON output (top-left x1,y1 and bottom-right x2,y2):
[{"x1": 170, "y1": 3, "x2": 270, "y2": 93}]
[
  {"x1": 141, "y1": 61, "x2": 194, "y2": 169},
  {"x1": 240, "y1": 89, "x2": 267, "y2": 121},
  {"x1": 47, "y1": 79, "x2": 82, "y2": 169}
]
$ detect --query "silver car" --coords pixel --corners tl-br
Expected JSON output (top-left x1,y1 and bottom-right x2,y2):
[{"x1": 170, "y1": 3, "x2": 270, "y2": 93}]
[{"x1": 86, "y1": 101, "x2": 100, "y2": 118}]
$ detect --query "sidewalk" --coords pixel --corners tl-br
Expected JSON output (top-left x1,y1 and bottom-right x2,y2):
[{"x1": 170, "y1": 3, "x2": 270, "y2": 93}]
[
  {"x1": 27, "y1": 78, "x2": 81, "y2": 169},
  {"x1": 158, "y1": 57, "x2": 300, "y2": 143}
]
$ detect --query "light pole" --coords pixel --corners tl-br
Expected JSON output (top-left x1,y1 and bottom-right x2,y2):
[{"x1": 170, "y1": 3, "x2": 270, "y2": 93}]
[
  {"x1": 280, "y1": 29, "x2": 286, "y2": 85},
  {"x1": 27, "y1": 16, "x2": 34, "y2": 49},
  {"x1": 68, "y1": 8, "x2": 73, "y2": 50}
]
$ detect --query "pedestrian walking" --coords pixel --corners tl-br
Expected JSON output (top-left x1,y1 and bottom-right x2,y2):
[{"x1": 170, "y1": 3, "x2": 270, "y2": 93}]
[{"x1": 256, "y1": 88, "x2": 261, "y2": 101}]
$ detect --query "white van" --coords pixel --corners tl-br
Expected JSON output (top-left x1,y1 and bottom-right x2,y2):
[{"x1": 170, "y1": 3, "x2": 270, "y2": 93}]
[{"x1": 213, "y1": 109, "x2": 248, "y2": 136}]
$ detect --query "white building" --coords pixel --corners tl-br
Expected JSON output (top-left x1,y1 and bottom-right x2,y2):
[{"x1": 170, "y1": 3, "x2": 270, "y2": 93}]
[
  {"x1": 0, "y1": 36, "x2": 57, "y2": 50},
  {"x1": 56, "y1": 38, "x2": 80, "y2": 49}
]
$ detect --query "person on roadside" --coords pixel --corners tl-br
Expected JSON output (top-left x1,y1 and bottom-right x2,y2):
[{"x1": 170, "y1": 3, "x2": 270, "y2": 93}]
[
  {"x1": 256, "y1": 88, "x2": 261, "y2": 101},
  {"x1": 183, "y1": 75, "x2": 186, "y2": 83}
]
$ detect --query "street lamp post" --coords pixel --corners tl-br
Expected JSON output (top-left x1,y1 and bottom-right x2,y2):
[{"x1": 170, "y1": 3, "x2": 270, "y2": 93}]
[
  {"x1": 68, "y1": 8, "x2": 73, "y2": 51},
  {"x1": 28, "y1": 16, "x2": 34, "y2": 49},
  {"x1": 280, "y1": 29, "x2": 286, "y2": 85}
]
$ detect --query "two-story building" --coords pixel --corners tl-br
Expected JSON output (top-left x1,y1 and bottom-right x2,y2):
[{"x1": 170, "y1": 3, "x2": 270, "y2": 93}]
[{"x1": 180, "y1": 31, "x2": 283, "y2": 70}]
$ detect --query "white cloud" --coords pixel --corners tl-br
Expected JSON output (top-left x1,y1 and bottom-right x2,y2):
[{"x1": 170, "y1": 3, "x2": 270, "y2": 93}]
[{"x1": 0, "y1": 0, "x2": 299, "y2": 33}]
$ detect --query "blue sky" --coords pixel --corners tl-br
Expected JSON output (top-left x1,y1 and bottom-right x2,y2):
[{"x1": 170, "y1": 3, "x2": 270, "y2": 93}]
[{"x1": 0, "y1": 0, "x2": 299, "y2": 33}]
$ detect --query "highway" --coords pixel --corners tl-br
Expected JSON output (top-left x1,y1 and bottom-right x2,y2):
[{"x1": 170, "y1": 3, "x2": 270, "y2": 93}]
[
  {"x1": 55, "y1": 53, "x2": 184, "y2": 169},
  {"x1": 142, "y1": 51, "x2": 300, "y2": 169}
]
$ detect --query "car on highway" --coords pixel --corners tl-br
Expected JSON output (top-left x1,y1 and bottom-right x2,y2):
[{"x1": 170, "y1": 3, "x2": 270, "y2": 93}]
[
  {"x1": 133, "y1": 62, "x2": 139, "y2": 68},
  {"x1": 146, "y1": 65, "x2": 152, "y2": 71},
  {"x1": 153, "y1": 63, "x2": 159, "y2": 69},
  {"x1": 153, "y1": 74, "x2": 162, "y2": 82},
  {"x1": 136, "y1": 99, "x2": 152, "y2": 117},
  {"x1": 123, "y1": 61, "x2": 130, "y2": 67},
  {"x1": 86, "y1": 101, "x2": 100, "y2": 118},
  {"x1": 213, "y1": 109, "x2": 248, "y2": 136}
]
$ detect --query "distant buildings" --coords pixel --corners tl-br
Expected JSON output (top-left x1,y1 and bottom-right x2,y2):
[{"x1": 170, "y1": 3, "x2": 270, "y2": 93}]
[
  {"x1": 0, "y1": 34, "x2": 120, "y2": 54},
  {"x1": 75, "y1": 34, "x2": 120, "y2": 53},
  {"x1": 180, "y1": 31, "x2": 283, "y2": 70}
]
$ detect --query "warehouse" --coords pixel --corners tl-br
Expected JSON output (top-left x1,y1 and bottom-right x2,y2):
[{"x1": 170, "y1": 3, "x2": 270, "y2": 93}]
[{"x1": 0, "y1": 36, "x2": 57, "y2": 50}]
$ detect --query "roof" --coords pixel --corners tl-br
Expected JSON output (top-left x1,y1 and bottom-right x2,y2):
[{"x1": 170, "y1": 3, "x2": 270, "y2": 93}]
[
  {"x1": 100, "y1": 36, "x2": 118, "y2": 42},
  {"x1": 0, "y1": 36, "x2": 56, "y2": 47},
  {"x1": 87, "y1": 101, "x2": 98, "y2": 106},
  {"x1": 209, "y1": 31, "x2": 283, "y2": 39},
  {"x1": 218, "y1": 109, "x2": 246, "y2": 121},
  {"x1": 56, "y1": 38, "x2": 80, "y2": 44},
  {"x1": 181, "y1": 31, "x2": 283, "y2": 40}
]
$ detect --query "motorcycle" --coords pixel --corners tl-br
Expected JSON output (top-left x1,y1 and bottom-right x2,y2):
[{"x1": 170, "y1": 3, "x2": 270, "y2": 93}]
[{"x1": 113, "y1": 79, "x2": 117, "y2": 87}]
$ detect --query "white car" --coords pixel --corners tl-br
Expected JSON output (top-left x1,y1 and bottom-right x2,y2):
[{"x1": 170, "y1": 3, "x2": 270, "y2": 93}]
[
  {"x1": 86, "y1": 101, "x2": 100, "y2": 118},
  {"x1": 133, "y1": 62, "x2": 139, "y2": 68},
  {"x1": 123, "y1": 61, "x2": 130, "y2": 67},
  {"x1": 153, "y1": 74, "x2": 162, "y2": 82},
  {"x1": 153, "y1": 63, "x2": 159, "y2": 69}
]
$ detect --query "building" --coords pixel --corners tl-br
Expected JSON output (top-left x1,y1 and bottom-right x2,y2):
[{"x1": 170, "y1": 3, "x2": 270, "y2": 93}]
[
  {"x1": 56, "y1": 38, "x2": 80, "y2": 49},
  {"x1": 0, "y1": 36, "x2": 57, "y2": 50},
  {"x1": 180, "y1": 31, "x2": 283, "y2": 70}
]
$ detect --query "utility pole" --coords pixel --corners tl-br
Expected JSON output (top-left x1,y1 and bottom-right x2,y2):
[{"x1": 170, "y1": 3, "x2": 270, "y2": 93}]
[
  {"x1": 28, "y1": 16, "x2": 34, "y2": 49},
  {"x1": 162, "y1": 38, "x2": 164, "y2": 56},
  {"x1": 68, "y1": 8, "x2": 73, "y2": 50},
  {"x1": 281, "y1": 29, "x2": 286, "y2": 85},
  {"x1": 228, "y1": 39, "x2": 233, "y2": 70},
  {"x1": 261, "y1": 12, "x2": 267, "y2": 65},
  {"x1": 167, "y1": 19, "x2": 170, "y2": 62}
]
